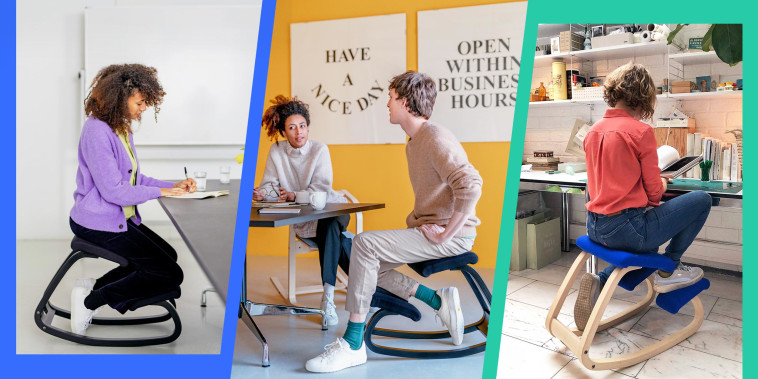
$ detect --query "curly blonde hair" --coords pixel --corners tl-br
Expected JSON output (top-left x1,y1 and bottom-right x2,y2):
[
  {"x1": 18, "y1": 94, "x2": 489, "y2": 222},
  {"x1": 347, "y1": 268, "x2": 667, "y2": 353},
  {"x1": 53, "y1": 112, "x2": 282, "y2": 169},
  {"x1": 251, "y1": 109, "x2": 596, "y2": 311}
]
[
  {"x1": 603, "y1": 62, "x2": 657, "y2": 120},
  {"x1": 261, "y1": 95, "x2": 310, "y2": 142}
]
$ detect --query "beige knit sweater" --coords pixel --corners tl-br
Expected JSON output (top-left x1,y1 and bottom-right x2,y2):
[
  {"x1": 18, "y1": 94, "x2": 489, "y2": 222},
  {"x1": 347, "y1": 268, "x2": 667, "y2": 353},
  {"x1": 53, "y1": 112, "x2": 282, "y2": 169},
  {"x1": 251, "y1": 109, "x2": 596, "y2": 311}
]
[{"x1": 405, "y1": 121, "x2": 482, "y2": 237}]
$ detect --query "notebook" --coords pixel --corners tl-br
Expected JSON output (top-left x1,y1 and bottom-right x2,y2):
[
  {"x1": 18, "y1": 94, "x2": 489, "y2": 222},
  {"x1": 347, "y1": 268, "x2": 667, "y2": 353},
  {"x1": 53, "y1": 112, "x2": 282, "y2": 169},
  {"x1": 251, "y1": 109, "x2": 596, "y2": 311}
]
[
  {"x1": 167, "y1": 190, "x2": 229, "y2": 199},
  {"x1": 658, "y1": 145, "x2": 703, "y2": 179},
  {"x1": 258, "y1": 207, "x2": 301, "y2": 214}
]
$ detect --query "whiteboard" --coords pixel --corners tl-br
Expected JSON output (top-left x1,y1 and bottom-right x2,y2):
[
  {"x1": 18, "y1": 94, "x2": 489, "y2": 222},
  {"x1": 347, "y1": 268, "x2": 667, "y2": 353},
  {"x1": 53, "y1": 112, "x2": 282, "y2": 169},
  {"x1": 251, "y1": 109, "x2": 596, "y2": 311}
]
[{"x1": 84, "y1": 5, "x2": 260, "y2": 145}]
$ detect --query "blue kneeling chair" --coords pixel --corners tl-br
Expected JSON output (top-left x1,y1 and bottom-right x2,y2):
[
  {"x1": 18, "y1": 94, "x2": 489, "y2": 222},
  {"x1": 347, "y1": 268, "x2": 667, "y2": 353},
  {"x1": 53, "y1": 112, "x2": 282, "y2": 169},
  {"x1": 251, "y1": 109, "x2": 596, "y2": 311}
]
[
  {"x1": 34, "y1": 236, "x2": 182, "y2": 347},
  {"x1": 364, "y1": 252, "x2": 491, "y2": 359},
  {"x1": 545, "y1": 235, "x2": 709, "y2": 370}
]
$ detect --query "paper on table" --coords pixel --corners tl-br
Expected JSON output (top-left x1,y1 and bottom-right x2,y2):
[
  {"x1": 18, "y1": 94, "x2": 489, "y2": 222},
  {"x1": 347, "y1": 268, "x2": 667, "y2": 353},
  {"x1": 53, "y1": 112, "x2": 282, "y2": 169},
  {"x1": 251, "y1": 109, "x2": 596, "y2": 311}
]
[{"x1": 167, "y1": 190, "x2": 229, "y2": 199}]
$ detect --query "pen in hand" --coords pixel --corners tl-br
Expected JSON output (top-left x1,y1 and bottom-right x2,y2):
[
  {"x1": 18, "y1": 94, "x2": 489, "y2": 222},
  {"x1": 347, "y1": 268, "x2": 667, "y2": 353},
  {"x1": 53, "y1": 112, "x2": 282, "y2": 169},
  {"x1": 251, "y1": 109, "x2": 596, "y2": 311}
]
[{"x1": 184, "y1": 167, "x2": 188, "y2": 179}]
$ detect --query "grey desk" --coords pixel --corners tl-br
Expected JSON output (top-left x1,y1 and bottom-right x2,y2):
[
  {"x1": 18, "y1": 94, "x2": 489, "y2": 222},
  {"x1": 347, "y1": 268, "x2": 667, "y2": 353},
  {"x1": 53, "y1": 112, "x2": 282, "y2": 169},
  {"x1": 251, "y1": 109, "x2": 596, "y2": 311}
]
[
  {"x1": 242, "y1": 202, "x2": 385, "y2": 367},
  {"x1": 157, "y1": 179, "x2": 238, "y2": 302}
]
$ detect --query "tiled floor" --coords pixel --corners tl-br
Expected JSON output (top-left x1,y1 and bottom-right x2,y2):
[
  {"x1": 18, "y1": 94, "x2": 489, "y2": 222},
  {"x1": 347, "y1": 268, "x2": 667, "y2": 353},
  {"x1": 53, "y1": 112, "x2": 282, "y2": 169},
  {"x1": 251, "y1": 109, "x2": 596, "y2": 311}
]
[{"x1": 498, "y1": 247, "x2": 743, "y2": 378}]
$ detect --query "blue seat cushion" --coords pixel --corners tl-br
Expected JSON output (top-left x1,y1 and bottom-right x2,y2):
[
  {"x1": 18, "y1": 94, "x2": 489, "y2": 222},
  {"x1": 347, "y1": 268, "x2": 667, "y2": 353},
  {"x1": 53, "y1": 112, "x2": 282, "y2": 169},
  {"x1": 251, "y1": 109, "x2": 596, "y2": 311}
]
[
  {"x1": 71, "y1": 236, "x2": 129, "y2": 267},
  {"x1": 576, "y1": 236, "x2": 676, "y2": 272},
  {"x1": 129, "y1": 289, "x2": 182, "y2": 311},
  {"x1": 408, "y1": 252, "x2": 479, "y2": 278},
  {"x1": 370, "y1": 288, "x2": 421, "y2": 321},
  {"x1": 656, "y1": 278, "x2": 710, "y2": 314}
]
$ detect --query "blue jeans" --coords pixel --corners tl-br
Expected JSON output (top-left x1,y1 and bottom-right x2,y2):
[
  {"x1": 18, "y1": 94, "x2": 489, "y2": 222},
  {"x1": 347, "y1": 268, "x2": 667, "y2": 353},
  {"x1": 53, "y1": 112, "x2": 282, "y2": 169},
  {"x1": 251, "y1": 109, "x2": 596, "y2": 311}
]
[{"x1": 587, "y1": 191, "x2": 712, "y2": 285}]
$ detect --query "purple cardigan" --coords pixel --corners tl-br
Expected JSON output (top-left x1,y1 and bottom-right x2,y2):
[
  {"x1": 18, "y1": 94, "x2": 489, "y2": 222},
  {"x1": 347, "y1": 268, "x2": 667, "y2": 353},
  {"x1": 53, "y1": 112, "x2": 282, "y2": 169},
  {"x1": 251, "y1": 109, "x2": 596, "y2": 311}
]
[{"x1": 70, "y1": 117, "x2": 174, "y2": 232}]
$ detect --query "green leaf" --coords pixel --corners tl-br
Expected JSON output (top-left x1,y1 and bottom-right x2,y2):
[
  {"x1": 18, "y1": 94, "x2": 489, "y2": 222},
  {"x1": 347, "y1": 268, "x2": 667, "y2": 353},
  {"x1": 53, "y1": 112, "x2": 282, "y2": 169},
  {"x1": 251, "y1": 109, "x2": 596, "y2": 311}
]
[
  {"x1": 701, "y1": 25, "x2": 714, "y2": 52},
  {"x1": 711, "y1": 24, "x2": 742, "y2": 66},
  {"x1": 667, "y1": 24, "x2": 688, "y2": 45}
]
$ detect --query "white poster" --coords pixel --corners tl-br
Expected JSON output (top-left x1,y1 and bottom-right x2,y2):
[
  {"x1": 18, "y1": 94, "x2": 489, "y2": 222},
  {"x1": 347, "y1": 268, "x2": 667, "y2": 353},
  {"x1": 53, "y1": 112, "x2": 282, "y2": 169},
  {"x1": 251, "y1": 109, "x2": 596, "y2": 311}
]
[
  {"x1": 290, "y1": 14, "x2": 407, "y2": 145},
  {"x1": 418, "y1": 2, "x2": 527, "y2": 142}
]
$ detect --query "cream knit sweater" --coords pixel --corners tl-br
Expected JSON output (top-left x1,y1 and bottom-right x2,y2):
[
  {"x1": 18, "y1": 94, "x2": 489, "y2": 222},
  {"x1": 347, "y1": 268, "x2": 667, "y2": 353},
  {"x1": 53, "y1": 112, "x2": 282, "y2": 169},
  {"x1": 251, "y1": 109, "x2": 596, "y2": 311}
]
[
  {"x1": 405, "y1": 121, "x2": 482, "y2": 237},
  {"x1": 259, "y1": 140, "x2": 343, "y2": 238}
]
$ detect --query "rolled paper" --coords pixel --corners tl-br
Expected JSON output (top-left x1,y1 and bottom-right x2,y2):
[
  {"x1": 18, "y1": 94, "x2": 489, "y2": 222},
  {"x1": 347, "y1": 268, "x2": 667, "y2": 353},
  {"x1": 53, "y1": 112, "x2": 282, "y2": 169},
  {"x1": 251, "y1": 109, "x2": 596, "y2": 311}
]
[{"x1": 641, "y1": 30, "x2": 652, "y2": 42}]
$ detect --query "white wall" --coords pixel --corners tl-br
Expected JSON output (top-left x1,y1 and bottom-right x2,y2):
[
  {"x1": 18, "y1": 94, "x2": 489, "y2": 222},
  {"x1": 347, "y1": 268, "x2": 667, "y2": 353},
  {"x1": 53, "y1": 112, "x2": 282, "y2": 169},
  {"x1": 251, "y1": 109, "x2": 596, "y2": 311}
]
[{"x1": 17, "y1": 0, "x2": 258, "y2": 240}]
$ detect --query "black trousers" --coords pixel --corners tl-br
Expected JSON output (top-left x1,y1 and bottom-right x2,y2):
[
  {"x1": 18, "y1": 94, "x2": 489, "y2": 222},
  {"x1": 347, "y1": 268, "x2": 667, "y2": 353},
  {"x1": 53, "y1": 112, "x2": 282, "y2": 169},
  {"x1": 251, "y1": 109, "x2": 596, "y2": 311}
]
[
  {"x1": 312, "y1": 215, "x2": 352, "y2": 286},
  {"x1": 69, "y1": 218, "x2": 184, "y2": 314}
]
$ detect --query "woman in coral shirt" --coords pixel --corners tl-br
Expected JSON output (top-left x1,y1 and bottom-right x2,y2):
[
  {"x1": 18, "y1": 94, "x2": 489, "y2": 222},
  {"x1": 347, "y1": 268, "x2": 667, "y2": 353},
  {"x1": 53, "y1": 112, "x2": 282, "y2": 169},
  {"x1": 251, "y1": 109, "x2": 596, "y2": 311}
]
[{"x1": 574, "y1": 62, "x2": 712, "y2": 330}]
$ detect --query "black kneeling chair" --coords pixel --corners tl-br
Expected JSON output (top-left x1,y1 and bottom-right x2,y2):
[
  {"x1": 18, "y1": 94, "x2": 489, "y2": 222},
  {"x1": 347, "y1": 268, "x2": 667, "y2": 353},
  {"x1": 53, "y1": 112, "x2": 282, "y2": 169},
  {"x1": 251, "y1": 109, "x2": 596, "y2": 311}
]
[
  {"x1": 34, "y1": 236, "x2": 182, "y2": 347},
  {"x1": 364, "y1": 252, "x2": 491, "y2": 359}
]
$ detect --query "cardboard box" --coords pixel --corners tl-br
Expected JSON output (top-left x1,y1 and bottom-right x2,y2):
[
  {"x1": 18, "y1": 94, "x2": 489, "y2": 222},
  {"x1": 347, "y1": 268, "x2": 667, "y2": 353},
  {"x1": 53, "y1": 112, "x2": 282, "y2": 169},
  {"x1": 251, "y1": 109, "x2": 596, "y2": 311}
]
[
  {"x1": 512, "y1": 212, "x2": 547, "y2": 271},
  {"x1": 560, "y1": 31, "x2": 584, "y2": 52},
  {"x1": 526, "y1": 217, "x2": 561, "y2": 270},
  {"x1": 591, "y1": 33, "x2": 634, "y2": 48}
]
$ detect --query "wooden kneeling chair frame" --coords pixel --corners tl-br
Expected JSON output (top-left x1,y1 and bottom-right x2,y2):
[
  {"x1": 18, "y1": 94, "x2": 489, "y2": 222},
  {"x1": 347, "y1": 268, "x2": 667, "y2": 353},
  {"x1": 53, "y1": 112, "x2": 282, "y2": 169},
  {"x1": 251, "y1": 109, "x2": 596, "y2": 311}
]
[
  {"x1": 545, "y1": 250, "x2": 706, "y2": 370},
  {"x1": 34, "y1": 237, "x2": 182, "y2": 347}
]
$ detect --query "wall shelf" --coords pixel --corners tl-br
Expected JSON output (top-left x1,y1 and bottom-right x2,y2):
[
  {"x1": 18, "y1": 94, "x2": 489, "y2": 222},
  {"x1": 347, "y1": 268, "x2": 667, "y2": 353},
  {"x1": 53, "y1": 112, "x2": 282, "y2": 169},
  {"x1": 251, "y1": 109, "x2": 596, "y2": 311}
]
[
  {"x1": 534, "y1": 41, "x2": 669, "y2": 68},
  {"x1": 668, "y1": 51, "x2": 724, "y2": 65}
]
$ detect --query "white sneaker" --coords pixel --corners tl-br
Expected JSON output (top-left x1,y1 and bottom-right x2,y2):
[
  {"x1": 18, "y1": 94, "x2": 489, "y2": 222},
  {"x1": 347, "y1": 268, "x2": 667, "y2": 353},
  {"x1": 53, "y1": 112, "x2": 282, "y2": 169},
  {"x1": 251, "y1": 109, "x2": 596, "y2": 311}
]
[
  {"x1": 305, "y1": 338, "x2": 367, "y2": 373},
  {"x1": 70, "y1": 286, "x2": 100, "y2": 335},
  {"x1": 321, "y1": 293, "x2": 339, "y2": 326},
  {"x1": 654, "y1": 264, "x2": 704, "y2": 293},
  {"x1": 574, "y1": 273, "x2": 601, "y2": 331},
  {"x1": 435, "y1": 287, "x2": 464, "y2": 345},
  {"x1": 75, "y1": 278, "x2": 96, "y2": 291}
]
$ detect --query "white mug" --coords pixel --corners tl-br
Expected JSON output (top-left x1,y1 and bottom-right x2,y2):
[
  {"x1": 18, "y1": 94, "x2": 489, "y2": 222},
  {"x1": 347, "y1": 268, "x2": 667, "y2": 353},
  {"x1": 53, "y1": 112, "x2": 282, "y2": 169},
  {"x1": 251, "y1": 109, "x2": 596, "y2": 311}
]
[
  {"x1": 295, "y1": 190, "x2": 310, "y2": 204},
  {"x1": 310, "y1": 191, "x2": 327, "y2": 210}
]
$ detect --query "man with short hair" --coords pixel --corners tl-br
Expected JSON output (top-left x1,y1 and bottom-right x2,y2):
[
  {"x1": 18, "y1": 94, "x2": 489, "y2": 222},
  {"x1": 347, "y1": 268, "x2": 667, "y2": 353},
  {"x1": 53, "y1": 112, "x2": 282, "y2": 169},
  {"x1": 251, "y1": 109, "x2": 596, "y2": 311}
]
[{"x1": 305, "y1": 71, "x2": 483, "y2": 373}]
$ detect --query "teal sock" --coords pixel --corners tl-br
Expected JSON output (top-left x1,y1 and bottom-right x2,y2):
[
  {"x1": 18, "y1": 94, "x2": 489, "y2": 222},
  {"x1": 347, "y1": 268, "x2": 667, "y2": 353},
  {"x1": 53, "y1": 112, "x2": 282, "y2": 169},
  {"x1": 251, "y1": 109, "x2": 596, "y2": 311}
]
[
  {"x1": 342, "y1": 321, "x2": 364, "y2": 350},
  {"x1": 414, "y1": 284, "x2": 441, "y2": 310}
]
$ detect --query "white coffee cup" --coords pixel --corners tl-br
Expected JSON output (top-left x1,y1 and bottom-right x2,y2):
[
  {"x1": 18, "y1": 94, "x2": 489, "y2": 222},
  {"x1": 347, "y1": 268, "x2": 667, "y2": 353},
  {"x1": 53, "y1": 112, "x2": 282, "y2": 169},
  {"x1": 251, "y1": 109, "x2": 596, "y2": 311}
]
[
  {"x1": 310, "y1": 191, "x2": 327, "y2": 210},
  {"x1": 295, "y1": 190, "x2": 310, "y2": 204}
]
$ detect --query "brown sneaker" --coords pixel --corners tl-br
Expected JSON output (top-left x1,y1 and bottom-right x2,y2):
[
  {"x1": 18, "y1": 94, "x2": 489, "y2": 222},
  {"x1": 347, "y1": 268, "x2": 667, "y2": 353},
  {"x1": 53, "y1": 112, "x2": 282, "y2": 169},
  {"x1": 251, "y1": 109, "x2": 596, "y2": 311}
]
[{"x1": 574, "y1": 273, "x2": 601, "y2": 331}]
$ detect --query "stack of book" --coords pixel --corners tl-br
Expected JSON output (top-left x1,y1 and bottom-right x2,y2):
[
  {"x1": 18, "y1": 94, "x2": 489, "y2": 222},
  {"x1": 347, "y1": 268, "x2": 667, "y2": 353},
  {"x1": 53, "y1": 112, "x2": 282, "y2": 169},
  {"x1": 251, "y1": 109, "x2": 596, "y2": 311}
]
[{"x1": 685, "y1": 133, "x2": 741, "y2": 181}]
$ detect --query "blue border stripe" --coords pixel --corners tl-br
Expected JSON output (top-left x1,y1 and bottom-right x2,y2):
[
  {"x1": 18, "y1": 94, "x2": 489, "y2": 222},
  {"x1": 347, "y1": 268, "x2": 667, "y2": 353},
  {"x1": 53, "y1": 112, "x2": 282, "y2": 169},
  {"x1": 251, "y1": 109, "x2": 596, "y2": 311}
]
[{"x1": 220, "y1": 0, "x2": 276, "y2": 375}]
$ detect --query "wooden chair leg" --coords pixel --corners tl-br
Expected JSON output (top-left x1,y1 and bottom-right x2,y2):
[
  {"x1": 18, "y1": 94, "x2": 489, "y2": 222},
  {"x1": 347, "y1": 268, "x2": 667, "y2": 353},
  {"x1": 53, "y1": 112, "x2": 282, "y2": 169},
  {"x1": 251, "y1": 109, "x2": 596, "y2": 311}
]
[{"x1": 583, "y1": 296, "x2": 704, "y2": 370}]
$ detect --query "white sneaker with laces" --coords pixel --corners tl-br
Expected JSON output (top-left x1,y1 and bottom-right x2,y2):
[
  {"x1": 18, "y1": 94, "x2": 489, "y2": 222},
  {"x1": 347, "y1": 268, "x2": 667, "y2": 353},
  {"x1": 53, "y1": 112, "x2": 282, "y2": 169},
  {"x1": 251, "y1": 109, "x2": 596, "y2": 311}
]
[
  {"x1": 70, "y1": 286, "x2": 100, "y2": 335},
  {"x1": 654, "y1": 264, "x2": 704, "y2": 293},
  {"x1": 435, "y1": 287, "x2": 464, "y2": 345},
  {"x1": 321, "y1": 293, "x2": 339, "y2": 326},
  {"x1": 305, "y1": 338, "x2": 367, "y2": 373}
]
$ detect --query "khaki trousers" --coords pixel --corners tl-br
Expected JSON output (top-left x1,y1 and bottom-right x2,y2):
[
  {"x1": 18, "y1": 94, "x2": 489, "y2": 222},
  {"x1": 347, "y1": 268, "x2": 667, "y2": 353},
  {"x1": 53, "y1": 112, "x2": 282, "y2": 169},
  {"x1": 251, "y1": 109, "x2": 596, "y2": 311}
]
[{"x1": 345, "y1": 227, "x2": 475, "y2": 314}]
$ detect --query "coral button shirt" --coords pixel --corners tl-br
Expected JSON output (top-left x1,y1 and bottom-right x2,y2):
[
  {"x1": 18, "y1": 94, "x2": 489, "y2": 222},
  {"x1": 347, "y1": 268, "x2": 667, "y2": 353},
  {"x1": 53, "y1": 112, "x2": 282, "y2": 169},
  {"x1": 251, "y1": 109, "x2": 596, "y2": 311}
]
[{"x1": 584, "y1": 109, "x2": 664, "y2": 215}]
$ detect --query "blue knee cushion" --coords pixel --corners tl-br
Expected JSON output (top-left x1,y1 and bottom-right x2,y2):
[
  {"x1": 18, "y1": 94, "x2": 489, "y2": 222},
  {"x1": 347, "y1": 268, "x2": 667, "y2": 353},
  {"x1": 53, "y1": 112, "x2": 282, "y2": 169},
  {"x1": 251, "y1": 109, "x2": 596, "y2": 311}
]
[
  {"x1": 618, "y1": 267, "x2": 657, "y2": 291},
  {"x1": 370, "y1": 288, "x2": 421, "y2": 321},
  {"x1": 656, "y1": 278, "x2": 710, "y2": 314},
  {"x1": 71, "y1": 236, "x2": 129, "y2": 267},
  {"x1": 576, "y1": 236, "x2": 676, "y2": 272},
  {"x1": 408, "y1": 252, "x2": 479, "y2": 278},
  {"x1": 129, "y1": 288, "x2": 182, "y2": 311}
]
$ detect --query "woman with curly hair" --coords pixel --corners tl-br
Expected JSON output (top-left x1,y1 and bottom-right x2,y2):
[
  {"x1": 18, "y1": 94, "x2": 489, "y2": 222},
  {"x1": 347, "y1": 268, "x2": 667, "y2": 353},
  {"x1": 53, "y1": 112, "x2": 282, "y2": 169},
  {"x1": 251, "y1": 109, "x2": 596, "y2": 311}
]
[
  {"x1": 68, "y1": 63, "x2": 196, "y2": 335},
  {"x1": 253, "y1": 95, "x2": 350, "y2": 325},
  {"x1": 573, "y1": 62, "x2": 711, "y2": 330}
]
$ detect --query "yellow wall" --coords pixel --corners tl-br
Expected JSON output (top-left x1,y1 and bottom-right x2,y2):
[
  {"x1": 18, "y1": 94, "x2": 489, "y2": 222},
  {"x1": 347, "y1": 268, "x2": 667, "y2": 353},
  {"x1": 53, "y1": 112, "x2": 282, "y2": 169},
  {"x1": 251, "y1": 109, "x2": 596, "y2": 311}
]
[{"x1": 247, "y1": 0, "x2": 515, "y2": 268}]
